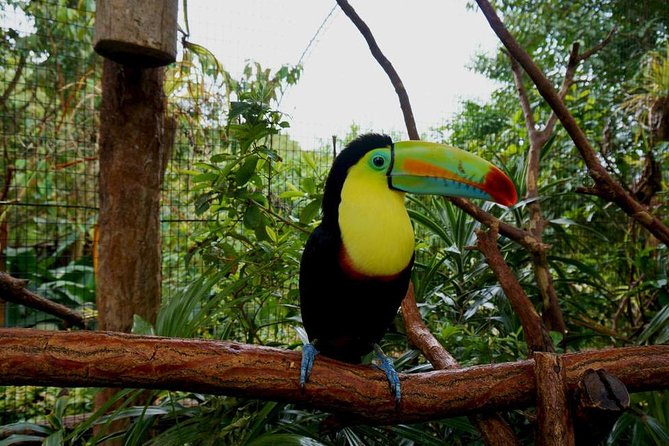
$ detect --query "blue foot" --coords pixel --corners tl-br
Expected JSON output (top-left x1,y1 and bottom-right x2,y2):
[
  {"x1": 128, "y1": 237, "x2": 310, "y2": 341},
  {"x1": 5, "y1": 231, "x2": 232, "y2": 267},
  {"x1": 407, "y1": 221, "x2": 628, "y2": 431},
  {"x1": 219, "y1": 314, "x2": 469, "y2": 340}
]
[
  {"x1": 300, "y1": 343, "x2": 319, "y2": 388},
  {"x1": 372, "y1": 344, "x2": 401, "y2": 405}
]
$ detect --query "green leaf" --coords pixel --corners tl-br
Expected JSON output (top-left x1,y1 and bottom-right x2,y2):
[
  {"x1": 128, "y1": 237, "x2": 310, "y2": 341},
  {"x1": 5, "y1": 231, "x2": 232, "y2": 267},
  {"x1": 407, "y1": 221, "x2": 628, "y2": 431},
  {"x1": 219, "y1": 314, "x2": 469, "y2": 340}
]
[
  {"x1": 301, "y1": 177, "x2": 316, "y2": 195},
  {"x1": 244, "y1": 204, "x2": 262, "y2": 229},
  {"x1": 638, "y1": 304, "x2": 669, "y2": 345},
  {"x1": 132, "y1": 314, "x2": 156, "y2": 336},
  {"x1": 278, "y1": 190, "x2": 305, "y2": 199},
  {"x1": 43, "y1": 431, "x2": 64, "y2": 446},
  {"x1": 235, "y1": 155, "x2": 259, "y2": 186},
  {"x1": 299, "y1": 199, "x2": 321, "y2": 224},
  {"x1": 247, "y1": 434, "x2": 325, "y2": 446},
  {"x1": 265, "y1": 225, "x2": 278, "y2": 243},
  {"x1": 0, "y1": 435, "x2": 49, "y2": 446}
]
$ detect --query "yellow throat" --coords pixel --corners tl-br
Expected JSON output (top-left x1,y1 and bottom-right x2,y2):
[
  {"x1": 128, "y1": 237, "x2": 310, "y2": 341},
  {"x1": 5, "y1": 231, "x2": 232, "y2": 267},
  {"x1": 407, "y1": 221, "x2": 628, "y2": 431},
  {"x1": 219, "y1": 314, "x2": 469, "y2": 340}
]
[{"x1": 338, "y1": 160, "x2": 415, "y2": 277}]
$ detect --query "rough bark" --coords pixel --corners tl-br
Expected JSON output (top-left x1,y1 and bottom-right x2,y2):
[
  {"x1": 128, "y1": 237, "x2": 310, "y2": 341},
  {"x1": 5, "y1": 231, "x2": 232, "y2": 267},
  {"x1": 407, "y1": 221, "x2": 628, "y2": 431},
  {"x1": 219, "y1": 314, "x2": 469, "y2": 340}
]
[
  {"x1": 534, "y1": 352, "x2": 575, "y2": 446},
  {"x1": 97, "y1": 60, "x2": 170, "y2": 333},
  {"x1": 0, "y1": 328, "x2": 667, "y2": 425},
  {"x1": 474, "y1": 0, "x2": 669, "y2": 246},
  {"x1": 0, "y1": 271, "x2": 87, "y2": 328},
  {"x1": 97, "y1": 59, "x2": 172, "y2": 445},
  {"x1": 402, "y1": 283, "x2": 520, "y2": 446}
]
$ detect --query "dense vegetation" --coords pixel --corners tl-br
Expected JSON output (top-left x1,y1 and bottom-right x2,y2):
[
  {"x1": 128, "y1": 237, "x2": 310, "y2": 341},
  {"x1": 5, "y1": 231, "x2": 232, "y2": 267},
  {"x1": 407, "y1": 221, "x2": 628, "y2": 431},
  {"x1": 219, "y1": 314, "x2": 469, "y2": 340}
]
[{"x1": 0, "y1": 0, "x2": 667, "y2": 444}]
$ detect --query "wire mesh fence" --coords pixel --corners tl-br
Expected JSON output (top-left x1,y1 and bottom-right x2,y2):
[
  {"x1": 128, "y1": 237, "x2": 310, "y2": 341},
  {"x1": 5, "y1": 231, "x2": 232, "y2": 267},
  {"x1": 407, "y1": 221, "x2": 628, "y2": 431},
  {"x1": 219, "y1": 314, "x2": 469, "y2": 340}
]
[{"x1": 0, "y1": 0, "x2": 335, "y2": 425}]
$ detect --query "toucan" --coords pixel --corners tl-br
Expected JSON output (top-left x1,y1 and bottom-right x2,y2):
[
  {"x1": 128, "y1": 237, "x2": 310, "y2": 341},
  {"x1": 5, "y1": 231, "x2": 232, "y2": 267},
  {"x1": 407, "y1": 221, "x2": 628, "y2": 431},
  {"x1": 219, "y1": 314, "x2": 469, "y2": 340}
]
[{"x1": 299, "y1": 133, "x2": 517, "y2": 403}]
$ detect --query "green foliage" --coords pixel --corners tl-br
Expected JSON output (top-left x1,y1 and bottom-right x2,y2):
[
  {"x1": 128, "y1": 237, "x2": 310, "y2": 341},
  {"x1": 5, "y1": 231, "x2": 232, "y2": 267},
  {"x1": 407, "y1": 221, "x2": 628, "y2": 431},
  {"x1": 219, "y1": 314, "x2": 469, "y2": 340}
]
[{"x1": 1, "y1": 0, "x2": 668, "y2": 444}]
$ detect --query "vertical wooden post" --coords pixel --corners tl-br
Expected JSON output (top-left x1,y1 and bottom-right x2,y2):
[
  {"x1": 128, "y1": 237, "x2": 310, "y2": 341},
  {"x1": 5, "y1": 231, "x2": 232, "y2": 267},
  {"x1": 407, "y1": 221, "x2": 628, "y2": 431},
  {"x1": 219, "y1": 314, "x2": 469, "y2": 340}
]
[
  {"x1": 534, "y1": 352, "x2": 575, "y2": 446},
  {"x1": 97, "y1": 60, "x2": 170, "y2": 332},
  {"x1": 94, "y1": 1, "x2": 177, "y2": 442},
  {"x1": 94, "y1": 56, "x2": 173, "y2": 446},
  {"x1": 94, "y1": 0, "x2": 178, "y2": 67}
]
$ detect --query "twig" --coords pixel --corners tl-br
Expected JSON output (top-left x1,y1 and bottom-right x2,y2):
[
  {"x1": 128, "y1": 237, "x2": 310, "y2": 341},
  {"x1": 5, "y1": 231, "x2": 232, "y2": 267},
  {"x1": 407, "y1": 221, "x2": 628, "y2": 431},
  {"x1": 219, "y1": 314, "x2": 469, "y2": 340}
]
[
  {"x1": 335, "y1": 0, "x2": 418, "y2": 140},
  {"x1": 0, "y1": 271, "x2": 88, "y2": 328},
  {"x1": 0, "y1": 328, "x2": 667, "y2": 425}
]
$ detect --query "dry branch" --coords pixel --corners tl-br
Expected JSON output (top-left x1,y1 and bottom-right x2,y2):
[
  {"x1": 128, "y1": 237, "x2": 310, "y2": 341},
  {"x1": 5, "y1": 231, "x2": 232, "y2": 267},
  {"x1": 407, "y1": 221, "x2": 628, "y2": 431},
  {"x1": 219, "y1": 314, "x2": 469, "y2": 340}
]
[
  {"x1": 507, "y1": 30, "x2": 615, "y2": 335},
  {"x1": 0, "y1": 271, "x2": 88, "y2": 328},
  {"x1": 0, "y1": 328, "x2": 667, "y2": 425},
  {"x1": 474, "y1": 0, "x2": 669, "y2": 246}
]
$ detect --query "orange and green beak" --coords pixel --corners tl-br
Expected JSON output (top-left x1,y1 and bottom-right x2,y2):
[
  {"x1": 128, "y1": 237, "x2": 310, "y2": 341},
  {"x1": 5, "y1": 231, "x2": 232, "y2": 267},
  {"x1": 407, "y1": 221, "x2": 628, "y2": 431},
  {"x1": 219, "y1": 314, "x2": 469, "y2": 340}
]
[{"x1": 388, "y1": 141, "x2": 517, "y2": 206}]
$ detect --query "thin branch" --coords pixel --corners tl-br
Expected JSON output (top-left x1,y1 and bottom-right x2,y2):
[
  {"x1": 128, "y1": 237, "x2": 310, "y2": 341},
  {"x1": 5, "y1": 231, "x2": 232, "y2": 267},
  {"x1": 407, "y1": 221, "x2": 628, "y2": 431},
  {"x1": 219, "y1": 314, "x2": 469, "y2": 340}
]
[
  {"x1": 509, "y1": 45, "x2": 570, "y2": 333},
  {"x1": 576, "y1": 27, "x2": 617, "y2": 62},
  {"x1": 0, "y1": 272, "x2": 88, "y2": 328},
  {"x1": 0, "y1": 328, "x2": 667, "y2": 425},
  {"x1": 0, "y1": 53, "x2": 26, "y2": 109},
  {"x1": 335, "y1": 0, "x2": 419, "y2": 140},
  {"x1": 509, "y1": 54, "x2": 538, "y2": 134},
  {"x1": 402, "y1": 283, "x2": 520, "y2": 445},
  {"x1": 474, "y1": 0, "x2": 669, "y2": 246}
]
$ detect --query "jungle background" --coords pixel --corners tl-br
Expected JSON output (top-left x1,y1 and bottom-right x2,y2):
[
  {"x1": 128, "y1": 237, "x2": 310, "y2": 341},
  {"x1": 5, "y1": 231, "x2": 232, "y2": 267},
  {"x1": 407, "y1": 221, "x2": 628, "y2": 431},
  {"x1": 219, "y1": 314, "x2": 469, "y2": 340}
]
[{"x1": 0, "y1": 0, "x2": 667, "y2": 444}]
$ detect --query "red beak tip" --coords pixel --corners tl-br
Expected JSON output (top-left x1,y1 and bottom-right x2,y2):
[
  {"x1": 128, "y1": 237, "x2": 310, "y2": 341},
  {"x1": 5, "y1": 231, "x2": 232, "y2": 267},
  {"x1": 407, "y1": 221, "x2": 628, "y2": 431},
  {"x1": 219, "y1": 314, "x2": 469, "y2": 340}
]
[{"x1": 485, "y1": 168, "x2": 518, "y2": 207}]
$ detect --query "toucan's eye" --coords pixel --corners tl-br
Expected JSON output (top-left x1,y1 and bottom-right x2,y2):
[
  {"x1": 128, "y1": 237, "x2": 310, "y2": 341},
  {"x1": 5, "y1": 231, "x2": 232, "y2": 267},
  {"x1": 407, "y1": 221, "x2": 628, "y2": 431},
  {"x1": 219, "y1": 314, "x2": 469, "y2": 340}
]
[{"x1": 371, "y1": 154, "x2": 387, "y2": 169}]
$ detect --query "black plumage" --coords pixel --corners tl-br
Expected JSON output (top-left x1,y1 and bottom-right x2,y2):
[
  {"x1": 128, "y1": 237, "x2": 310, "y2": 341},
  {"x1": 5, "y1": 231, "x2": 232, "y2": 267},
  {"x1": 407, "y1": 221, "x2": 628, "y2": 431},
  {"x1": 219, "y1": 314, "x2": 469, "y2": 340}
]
[{"x1": 299, "y1": 134, "x2": 412, "y2": 363}]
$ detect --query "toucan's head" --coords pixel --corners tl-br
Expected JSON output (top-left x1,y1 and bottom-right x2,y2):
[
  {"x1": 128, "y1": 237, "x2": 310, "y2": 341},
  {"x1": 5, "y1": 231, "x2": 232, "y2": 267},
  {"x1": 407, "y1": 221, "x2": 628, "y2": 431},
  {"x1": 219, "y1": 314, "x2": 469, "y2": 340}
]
[{"x1": 322, "y1": 133, "x2": 517, "y2": 225}]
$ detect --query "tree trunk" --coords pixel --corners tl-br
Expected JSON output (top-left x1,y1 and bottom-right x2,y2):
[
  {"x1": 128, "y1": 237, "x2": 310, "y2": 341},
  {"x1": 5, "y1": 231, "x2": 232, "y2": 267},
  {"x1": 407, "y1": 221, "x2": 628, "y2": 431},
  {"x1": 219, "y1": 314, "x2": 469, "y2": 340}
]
[
  {"x1": 95, "y1": 59, "x2": 171, "y2": 444},
  {"x1": 97, "y1": 59, "x2": 169, "y2": 332}
]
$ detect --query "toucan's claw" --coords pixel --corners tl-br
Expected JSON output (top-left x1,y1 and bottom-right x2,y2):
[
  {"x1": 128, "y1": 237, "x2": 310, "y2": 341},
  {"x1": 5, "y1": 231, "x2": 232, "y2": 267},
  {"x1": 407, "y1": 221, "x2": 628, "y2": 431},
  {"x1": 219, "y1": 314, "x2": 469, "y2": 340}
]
[
  {"x1": 300, "y1": 343, "x2": 319, "y2": 388},
  {"x1": 373, "y1": 344, "x2": 401, "y2": 405}
]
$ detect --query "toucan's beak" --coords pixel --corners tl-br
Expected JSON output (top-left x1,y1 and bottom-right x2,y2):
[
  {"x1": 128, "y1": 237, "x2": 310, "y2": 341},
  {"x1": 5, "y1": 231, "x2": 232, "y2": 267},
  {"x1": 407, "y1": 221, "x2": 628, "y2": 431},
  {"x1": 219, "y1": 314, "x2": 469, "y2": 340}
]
[{"x1": 388, "y1": 141, "x2": 517, "y2": 206}]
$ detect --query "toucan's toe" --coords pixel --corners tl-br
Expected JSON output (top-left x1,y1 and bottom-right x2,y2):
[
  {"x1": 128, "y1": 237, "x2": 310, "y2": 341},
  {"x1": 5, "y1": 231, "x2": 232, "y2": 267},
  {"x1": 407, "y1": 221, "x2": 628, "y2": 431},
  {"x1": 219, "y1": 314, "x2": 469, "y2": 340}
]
[
  {"x1": 373, "y1": 344, "x2": 401, "y2": 405},
  {"x1": 300, "y1": 343, "x2": 319, "y2": 388}
]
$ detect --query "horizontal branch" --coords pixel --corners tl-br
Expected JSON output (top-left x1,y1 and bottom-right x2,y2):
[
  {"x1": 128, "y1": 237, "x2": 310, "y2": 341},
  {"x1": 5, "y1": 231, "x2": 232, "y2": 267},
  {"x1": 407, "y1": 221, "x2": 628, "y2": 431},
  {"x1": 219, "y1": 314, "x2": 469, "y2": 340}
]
[{"x1": 0, "y1": 329, "x2": 667, "y2": 425}]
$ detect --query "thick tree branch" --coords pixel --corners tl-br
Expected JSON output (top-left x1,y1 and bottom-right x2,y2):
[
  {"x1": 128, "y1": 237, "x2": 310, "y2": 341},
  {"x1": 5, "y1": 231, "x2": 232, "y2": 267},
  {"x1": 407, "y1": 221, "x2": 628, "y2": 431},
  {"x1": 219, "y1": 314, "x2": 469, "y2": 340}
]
[
  {"x1": 0, "y1": 271, "x2": 88, "y2": 328},
  {"x1": 475, "y1": 0, "x2": 669, "y2": 246},
  {"x1": 402, "y1": 283, "x2": 520, "y2": 445},
  {"x1": 0, "y1": 328, "x2": 667, "y2": 425}
]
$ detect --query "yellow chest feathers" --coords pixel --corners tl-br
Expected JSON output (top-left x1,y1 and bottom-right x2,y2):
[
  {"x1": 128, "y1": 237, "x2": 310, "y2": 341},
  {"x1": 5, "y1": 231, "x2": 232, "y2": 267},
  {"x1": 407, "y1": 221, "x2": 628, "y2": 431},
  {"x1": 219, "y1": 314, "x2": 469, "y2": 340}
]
[{"x1": 338, "y1": 164, "x2": 415, "y2": 277}]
